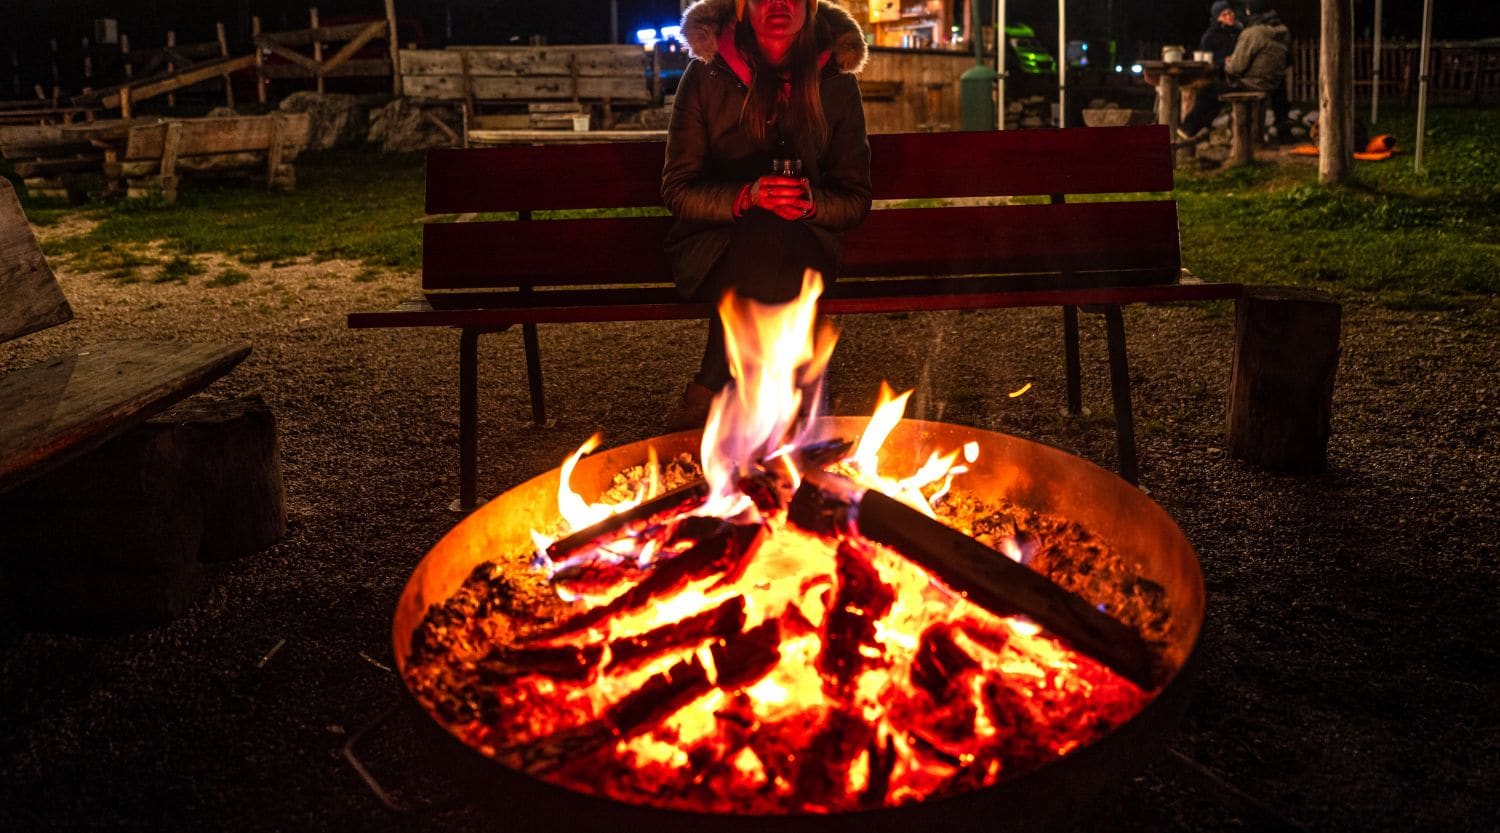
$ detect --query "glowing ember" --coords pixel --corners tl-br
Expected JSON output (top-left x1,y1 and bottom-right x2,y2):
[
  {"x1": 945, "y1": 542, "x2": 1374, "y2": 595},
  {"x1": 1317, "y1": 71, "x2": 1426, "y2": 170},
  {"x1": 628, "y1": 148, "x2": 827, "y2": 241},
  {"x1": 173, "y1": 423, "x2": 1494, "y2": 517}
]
[{"x1": 404, "y1": 270, "x2": 1165, "y2": 814}]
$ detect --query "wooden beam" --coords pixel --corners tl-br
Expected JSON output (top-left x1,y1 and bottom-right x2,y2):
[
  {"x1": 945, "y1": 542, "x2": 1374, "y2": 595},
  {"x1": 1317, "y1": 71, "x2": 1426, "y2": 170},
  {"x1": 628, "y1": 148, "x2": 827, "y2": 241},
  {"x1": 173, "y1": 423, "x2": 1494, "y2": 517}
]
[
  {"x1": 320, "y1": 20, "x2": 386, "y2": 76},
  {"x1": 255, "y1": 38, "x2": 323, "y2": 75},
  {"x1": 309, "y1": 8, "x2": 324, "y2": 94},
  {"x1": 101, "y1": 54, "x2": 256, "y2": 110},
  {"x1": 166, "y1": 31, "x2": 177, "y2": 108},
  {"x1": 386, "y1": 0, "x2": 403, "y2": 96},
  {"x1": 217, "y1": 23, "x2": 234, "y2": 109},
  {"x1": 252, "y1": 17, "x2": 267, "y2": 104}
]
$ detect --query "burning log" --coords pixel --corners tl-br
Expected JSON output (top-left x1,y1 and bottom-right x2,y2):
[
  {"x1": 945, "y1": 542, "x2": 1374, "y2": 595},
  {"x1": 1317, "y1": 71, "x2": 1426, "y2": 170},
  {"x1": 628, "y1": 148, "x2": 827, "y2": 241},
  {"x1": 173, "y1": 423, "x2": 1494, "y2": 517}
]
[
  {"x1": 817, "y1": 540, "x2": 896, "y2": 689},
  {"x1": 501, "y1": 618, "x2": 783, "y2": 775},
  {"x1": 474, "y1": 642, "x2": 604, "y2": 683},
  {"x1": 911, "y1": 623, "x2": 983, "y2": 701},
  {"x1": 545, "y1": 480, "x2": 710, "y2": 563},
  {"x1": 528, "y1": 522, "x2": 764, "y2": 641},
  {"x1": 789, "y1": 470, "x2": 1157, "y2": 690},
  {"x1": 605, "y1": 596, "x2": 747, "y2": 671}
]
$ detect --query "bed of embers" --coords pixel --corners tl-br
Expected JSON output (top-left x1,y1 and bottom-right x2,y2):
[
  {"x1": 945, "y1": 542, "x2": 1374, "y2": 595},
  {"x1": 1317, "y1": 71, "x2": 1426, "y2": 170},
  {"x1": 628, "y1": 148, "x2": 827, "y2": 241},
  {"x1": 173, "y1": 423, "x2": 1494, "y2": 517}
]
[{"x1": 400, "y1": 273, "x2": 1178, "y2": 815}]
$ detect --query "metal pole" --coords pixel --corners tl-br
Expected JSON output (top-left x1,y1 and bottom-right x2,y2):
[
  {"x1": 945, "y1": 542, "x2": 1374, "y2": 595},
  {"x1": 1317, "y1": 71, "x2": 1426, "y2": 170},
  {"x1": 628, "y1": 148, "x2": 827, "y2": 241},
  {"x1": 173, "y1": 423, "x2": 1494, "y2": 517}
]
[
  {"x1": 1370, "y1": 0, "x2": 1382, "y2": 123},
  {"x1": 1415, "y1": 0, "x2": 1432, "y2": 171},
  {"x1": 996, "y1": 0, "x2": 1007, "y2": 129},
  {"x1": 1057, "y1": 0, "x2": 1066, "y2": 127}
]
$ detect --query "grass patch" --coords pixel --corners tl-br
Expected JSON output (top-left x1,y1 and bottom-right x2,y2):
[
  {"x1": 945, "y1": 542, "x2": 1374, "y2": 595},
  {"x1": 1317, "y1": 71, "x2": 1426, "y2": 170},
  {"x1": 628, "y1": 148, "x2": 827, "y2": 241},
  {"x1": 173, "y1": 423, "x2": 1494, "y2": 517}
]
[
  {"x1": 208, "y1": 268, "x2": 252, "y2": 288},
  {"x1": 156, "y1": 254, "x2": 206, "y2": 283},
  {"x1": 1176, "y1": 104, "x2": 1500, "y2": 308},
  {"x1": 352, "y1": 267, "x2": 382, "y2": 283},
  {"x1": 36, "y1": 147, "x2": 426, "y2": 271}
]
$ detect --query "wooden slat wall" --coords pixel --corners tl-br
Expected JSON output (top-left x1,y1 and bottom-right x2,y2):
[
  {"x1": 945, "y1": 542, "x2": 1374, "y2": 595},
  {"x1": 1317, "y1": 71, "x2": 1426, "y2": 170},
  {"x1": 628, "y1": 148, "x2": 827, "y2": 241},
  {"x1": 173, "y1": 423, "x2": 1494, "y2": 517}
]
[
  {"x1": 400, "y1": 45, "x2": 651, "y2": 104},
  {"x1": 0, "y1": 178, "x2": 72, "y2": 343},
  {"x1": 424, "y1": 126, "x2": 1172, "y2": 214},
  {"x1": 421, "y1": 201, "x2": 1179, "y2": 290}
]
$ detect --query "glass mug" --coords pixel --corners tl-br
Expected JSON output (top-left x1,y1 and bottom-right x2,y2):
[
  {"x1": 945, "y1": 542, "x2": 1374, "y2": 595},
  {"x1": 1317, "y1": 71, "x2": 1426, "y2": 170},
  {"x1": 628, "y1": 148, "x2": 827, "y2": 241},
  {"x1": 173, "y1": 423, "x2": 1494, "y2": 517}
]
[{"x1": 770, "y1": 158, "x2": 811, "y2": 212}]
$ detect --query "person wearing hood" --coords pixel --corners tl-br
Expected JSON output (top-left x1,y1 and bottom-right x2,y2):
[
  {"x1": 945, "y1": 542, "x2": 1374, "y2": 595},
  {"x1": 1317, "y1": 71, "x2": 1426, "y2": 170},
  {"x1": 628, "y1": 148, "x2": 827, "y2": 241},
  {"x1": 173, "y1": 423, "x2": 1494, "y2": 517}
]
[
  {"x1": 1200, "y1": 1, "x2": 1241, "y2": 75},
  {"x1": 662, "y1": 0, "x2": 872, "y2": 431},
  {"x1": 1180, "y1": 0, "x2": 1291, "y2": 142}
]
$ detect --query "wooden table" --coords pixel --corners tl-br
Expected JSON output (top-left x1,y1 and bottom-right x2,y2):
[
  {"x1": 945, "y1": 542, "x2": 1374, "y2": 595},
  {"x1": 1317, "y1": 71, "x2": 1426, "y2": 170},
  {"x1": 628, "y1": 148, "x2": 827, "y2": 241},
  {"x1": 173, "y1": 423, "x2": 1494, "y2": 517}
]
[
  {"x1": 60, "y1": 119, "x2": 145, "y2": 197},
  {"x1": 1138, "y1": 61, "x2": 1214, "y2": 163}
]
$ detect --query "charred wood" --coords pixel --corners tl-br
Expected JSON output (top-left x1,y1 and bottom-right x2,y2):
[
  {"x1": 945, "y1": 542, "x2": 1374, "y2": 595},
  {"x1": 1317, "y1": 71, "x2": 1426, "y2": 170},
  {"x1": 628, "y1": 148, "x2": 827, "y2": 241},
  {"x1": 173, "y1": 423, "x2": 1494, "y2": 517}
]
[
  {"x1": 545, "y1": 480, "x2": 710, "y2": 563},
  {"x1": 528, "y1": 522, "x2": 764, "y2": 642},
  {"x1": 789, "y1": 471, "x2": 1156, "y2": 690},
  {"x1": 605, "y1": 596, "x2": 747, "y2": 671},
  {"x1": 817, "y1": 540, "x2": 895, "y2": 689}
]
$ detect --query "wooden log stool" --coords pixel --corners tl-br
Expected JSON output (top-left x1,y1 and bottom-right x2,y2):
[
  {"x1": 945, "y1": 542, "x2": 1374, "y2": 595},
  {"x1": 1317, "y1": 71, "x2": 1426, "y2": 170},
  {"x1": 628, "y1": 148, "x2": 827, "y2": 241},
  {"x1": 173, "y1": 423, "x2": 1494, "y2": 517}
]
[
  {"x1": 0, "y1": 393, "x2": 285, "y2": 625},
  {"x1": 1226, "y1": 287, "x2": 1342, "y2": 472},
  {"x1": 1221, "y1": 91, "x2": 1268, "y2": 166}
]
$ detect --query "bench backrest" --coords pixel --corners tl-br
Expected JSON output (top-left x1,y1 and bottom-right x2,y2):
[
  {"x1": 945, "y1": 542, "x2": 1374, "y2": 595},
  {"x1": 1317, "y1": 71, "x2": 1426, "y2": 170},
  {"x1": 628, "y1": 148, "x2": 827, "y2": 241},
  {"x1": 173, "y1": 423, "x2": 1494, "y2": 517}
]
[
  {"x1": 124, "y1": 114, "x2": 312, "y2": 162},
  {"x1": 0, "y1": 178, "x2": 72, "y2": 344},
  {"x1": 421, "y1": 125, "x2": 1179, "y2": 296}
]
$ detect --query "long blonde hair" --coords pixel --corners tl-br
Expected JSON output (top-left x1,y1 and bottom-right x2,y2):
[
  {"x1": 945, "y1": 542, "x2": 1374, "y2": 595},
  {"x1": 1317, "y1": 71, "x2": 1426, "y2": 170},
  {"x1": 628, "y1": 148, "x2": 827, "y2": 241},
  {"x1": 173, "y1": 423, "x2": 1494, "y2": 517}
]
[{"x1": 733, "y1": 2, "x2": 829, "y2": 154}]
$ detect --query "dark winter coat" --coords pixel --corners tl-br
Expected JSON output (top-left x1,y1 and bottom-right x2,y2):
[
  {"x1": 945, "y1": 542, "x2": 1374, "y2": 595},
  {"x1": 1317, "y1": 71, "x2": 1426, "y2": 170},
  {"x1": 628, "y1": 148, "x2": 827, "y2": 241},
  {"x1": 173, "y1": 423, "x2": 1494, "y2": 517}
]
[
  {"x1": 1225, "y1": 11, "x2": 1290, "y2": 92},
  {"x1": 1199, "y1": 22, "x2": 1240, "y2": 70},
  {"x1": 662, "y1": 0, "x2": 872, "y2": 298}
]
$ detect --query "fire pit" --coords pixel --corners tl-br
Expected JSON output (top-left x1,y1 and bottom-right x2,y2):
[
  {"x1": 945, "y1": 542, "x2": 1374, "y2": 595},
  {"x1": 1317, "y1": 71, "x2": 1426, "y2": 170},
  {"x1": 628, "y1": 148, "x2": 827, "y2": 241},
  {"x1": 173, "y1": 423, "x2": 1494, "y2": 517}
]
[{"x1": 390, "y1": 274, "x2": 1205, "y2": 832}]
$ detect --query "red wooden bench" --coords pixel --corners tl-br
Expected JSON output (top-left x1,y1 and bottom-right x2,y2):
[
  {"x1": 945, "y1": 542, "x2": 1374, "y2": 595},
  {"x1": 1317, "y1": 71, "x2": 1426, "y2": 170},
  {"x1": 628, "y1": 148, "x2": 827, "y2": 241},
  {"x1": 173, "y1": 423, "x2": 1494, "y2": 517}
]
[{"x1": 349, "y1": 125, "x2": 1243, "y2": 509}]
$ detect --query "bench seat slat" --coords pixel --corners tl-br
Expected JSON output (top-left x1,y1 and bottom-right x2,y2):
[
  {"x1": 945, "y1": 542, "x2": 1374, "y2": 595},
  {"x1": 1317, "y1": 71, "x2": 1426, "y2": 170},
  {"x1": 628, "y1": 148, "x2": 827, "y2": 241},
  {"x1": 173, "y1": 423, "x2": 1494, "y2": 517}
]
[
  {"x1": 0, "y1": 340, "x2": 251, "y2": 493},
  {"x1": 423, "y1": 126, "x2": 1173, "y2": 214},
  {"x1": 420, "y1": 200, "x2": 1179, "y2": 290},
  {"x1": 348, "y1": 283, "x2": 1242, "y2": 330}
]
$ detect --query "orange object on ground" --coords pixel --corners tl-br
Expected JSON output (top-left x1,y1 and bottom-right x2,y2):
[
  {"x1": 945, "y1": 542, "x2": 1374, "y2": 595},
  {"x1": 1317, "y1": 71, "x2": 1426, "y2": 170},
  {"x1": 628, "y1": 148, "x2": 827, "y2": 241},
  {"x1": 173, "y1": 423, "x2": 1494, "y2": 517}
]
[{"x1": 1285, "y1": 134, "x2": 1398, "y2": 160}]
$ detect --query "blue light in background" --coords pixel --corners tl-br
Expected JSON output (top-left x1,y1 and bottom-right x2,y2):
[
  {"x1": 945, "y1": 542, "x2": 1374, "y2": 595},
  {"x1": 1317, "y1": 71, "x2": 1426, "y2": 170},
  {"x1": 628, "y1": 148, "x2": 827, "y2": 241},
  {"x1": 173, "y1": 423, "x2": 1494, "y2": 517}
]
[{"x1": 635, "y1": 27, "x2": 658, "y2": 46}]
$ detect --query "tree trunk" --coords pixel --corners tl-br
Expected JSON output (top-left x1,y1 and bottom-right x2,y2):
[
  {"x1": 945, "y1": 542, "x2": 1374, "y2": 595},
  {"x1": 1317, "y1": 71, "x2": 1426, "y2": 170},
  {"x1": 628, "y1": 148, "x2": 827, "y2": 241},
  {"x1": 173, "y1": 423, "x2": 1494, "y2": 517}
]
[
  {"x1": 1319, "y1": 0, "x2": 1354, "y2": 183},
  {"x1": 1226, "y1": 287, "x2": 1342, "y2": 473}
]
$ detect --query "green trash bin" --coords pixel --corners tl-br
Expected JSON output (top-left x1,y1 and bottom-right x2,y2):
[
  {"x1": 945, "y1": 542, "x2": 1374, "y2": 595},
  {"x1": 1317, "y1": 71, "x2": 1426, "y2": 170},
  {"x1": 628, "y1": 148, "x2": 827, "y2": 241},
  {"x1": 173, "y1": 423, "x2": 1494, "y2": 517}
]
[{"x1": 960, "y1": 63, "x2": 999, "y2": 131}]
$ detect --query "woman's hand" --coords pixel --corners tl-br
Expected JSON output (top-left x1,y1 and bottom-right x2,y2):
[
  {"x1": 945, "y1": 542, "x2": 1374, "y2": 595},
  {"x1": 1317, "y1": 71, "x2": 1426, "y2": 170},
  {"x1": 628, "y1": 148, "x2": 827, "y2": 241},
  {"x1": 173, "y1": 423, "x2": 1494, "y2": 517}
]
[{"x1": 749, "y1": 174, "x2": 814, "y2": 221}]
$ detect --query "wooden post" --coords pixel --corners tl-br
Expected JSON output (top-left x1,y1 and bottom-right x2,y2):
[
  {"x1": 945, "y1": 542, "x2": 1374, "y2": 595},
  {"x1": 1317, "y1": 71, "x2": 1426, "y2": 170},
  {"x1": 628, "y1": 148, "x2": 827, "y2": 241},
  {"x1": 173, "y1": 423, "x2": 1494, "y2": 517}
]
[
  {"x1": 310, "y1": 7, "x2": 325, "y2": 94},
  {"x1": 1318, "y1": 0, "x2": 1352, "y2": 184},
  {"x1": 159, "y1": 121, "x2": 183, "y2": 204},
  {"x1": 1222, "y1": 92, "x2": 1266, "y2": 166},
  {"x1": 252, "y1": 17, "x2": 267, "y2": 104},
  {"x1": 1226, "y1": 287, "x2": 1341, "y2": 473},
  {"x1": 49, "y1": 39, "x2": 59, "y2": 92},
  {"x1": 217, "y1": 22, "x2": 234, "y2": 109},
  {"x1": 385, "y1": 0, "x2": 403, "y2": 96},
  {"x1": 81, "y1": 37, "x2": 92, "y2": 93},
  {"x1": 8, "y1": 49, "x2": 17, "y2": 98},
  {"x1": 166, "y1": 31, "x2": 177, "y2": 108},
  {"x1": 121, "y1": 34, "x2": 134, "y2": 81},
  {"x1": 266, "y1": 114, "x2": 285, "y2": 188},
  {"x1": 120, "y1": 86, "x2": 132, "y2": 120}
]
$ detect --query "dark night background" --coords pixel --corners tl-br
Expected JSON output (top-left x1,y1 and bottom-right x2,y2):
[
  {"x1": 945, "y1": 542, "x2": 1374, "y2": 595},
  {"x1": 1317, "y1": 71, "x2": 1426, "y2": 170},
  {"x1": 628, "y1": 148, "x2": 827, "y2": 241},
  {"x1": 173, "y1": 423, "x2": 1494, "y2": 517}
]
[{"x1": 2, "y1": 0, "x2": 1495, "y2": 86}]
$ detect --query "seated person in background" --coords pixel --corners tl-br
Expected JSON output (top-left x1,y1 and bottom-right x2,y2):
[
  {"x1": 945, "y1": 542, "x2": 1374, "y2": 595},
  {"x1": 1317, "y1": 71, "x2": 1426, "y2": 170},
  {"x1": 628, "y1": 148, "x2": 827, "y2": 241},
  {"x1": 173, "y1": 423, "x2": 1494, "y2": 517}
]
[
  {"x1": 1201, "y1": 0, "x2": 1241, "y2": 77},
  {"x1": 1180, "y1": 0, "x2": 1291, "y2": 142}
]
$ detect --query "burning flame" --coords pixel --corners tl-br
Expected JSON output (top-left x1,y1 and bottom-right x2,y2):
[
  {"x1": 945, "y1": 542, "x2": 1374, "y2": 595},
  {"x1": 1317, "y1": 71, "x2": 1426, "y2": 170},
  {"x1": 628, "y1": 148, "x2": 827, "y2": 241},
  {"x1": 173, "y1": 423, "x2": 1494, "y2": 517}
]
[{"x1": 484, "y1": 268, "x2": 1147, "y2": 814}]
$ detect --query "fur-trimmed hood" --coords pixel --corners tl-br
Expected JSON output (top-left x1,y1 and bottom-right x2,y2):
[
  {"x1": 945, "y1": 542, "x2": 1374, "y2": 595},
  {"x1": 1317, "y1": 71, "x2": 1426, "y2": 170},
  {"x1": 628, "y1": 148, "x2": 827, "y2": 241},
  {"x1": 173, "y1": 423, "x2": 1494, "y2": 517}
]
[{"x1": 680, "y1": 0, "x2": 868, "y2": 74}]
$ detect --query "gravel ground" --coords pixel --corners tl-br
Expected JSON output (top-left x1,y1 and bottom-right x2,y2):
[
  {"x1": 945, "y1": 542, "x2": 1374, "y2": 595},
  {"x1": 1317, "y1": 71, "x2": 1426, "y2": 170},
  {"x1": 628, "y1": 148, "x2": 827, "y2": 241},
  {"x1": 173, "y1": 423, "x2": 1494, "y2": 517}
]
[{"x1": 1, "y1": 223, "x2": 1496, "y2": 833}]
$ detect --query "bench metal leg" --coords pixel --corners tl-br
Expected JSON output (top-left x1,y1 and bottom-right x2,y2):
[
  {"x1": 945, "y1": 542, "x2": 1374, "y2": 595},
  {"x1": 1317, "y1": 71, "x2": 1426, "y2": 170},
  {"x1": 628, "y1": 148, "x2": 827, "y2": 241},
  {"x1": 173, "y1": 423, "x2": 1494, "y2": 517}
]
[
  {"x1": 1062, "y1": 305, "x2": 1082, "y2": 415},
  {"x1": 1103, "y1": 306, "x2": 1140, "y2": 485},
  {"x1": 522, "y1": 323, "x2": 547, "y2": 427},
  {"x1": 456, "y1": 328, "x2": 480, "y2": 513}
]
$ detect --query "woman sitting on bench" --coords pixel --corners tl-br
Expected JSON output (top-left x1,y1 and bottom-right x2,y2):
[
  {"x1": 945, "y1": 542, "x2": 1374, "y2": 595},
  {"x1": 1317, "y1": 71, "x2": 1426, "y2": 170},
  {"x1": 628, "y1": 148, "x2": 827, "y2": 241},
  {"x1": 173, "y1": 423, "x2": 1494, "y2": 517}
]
[{"x1": 662, "y1": 0, "x2": 873, "y2": 430}]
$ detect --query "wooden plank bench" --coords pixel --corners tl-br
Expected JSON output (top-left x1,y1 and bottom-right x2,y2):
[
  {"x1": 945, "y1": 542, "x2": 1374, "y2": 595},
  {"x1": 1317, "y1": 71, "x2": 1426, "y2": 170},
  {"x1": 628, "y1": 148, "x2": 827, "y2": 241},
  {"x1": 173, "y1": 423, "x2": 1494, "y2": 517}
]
[
  {"x1": 110, "y1": 113, "x2": 312, "y2": 203},
  {"x1": 349, "y1": 125, "x2": 1243, "y2": 509},
  {"x1": 0, "y1": 124, "x2": 105, "y2": 201},
  {"x1": 0, "y1": 177, "x2": 249, "y2": 496}
]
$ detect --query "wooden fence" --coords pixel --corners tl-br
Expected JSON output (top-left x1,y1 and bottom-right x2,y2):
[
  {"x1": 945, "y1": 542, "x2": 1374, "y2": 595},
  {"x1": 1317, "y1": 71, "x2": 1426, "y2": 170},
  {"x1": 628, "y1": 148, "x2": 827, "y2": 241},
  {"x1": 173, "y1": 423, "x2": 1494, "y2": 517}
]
[{"x1": 1288, "y1": 40, "x2": 1500, "y2": 105}]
